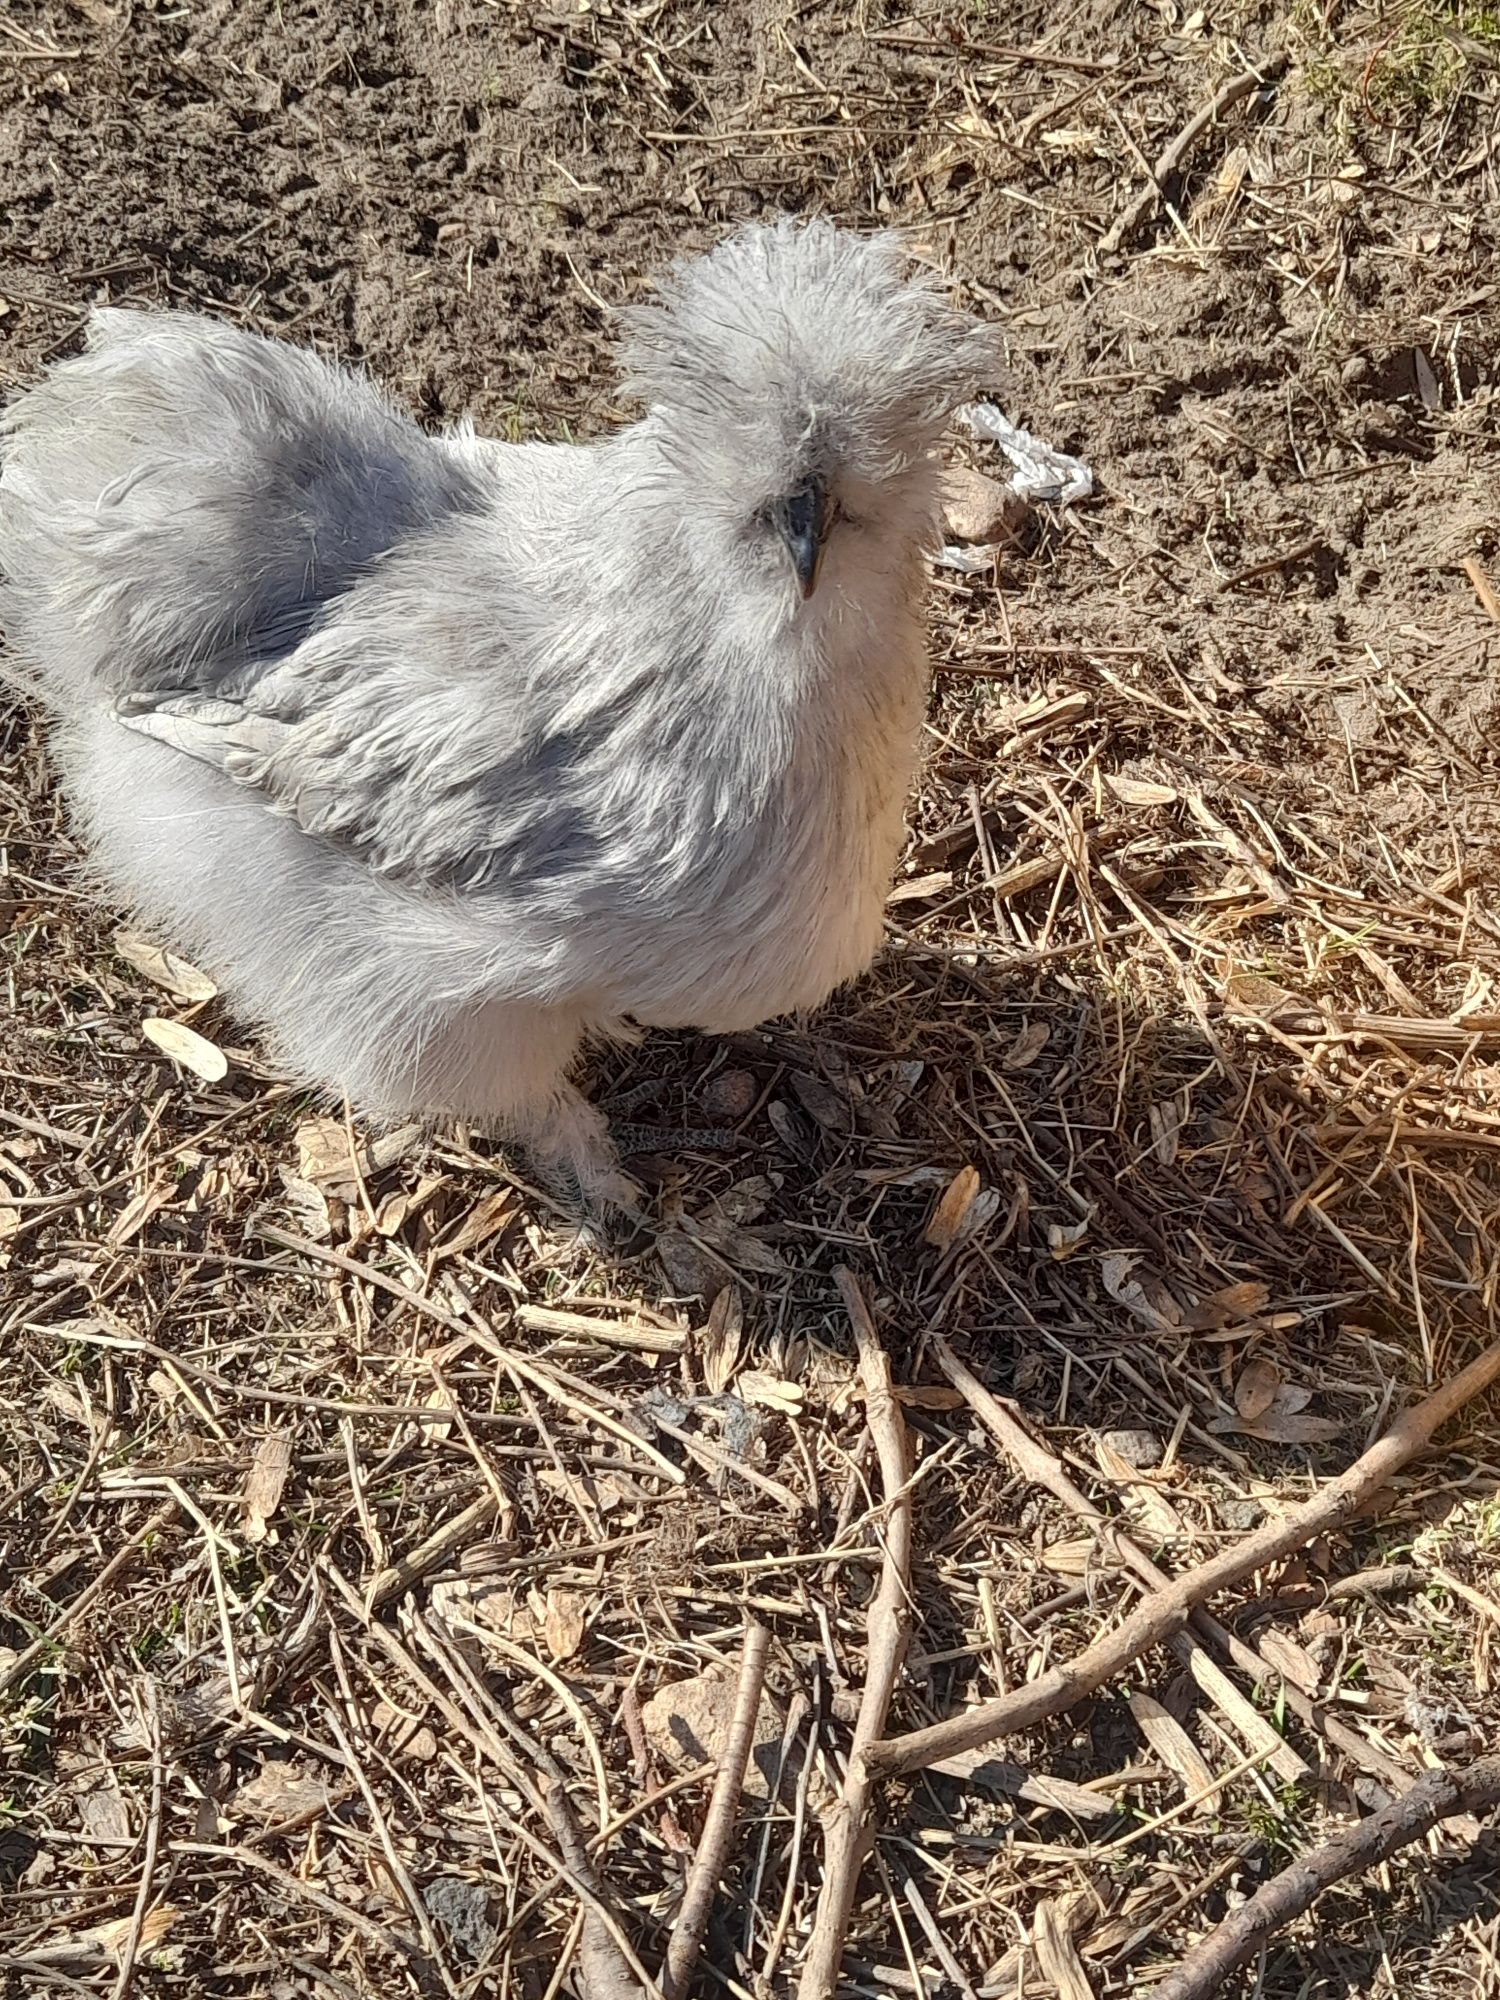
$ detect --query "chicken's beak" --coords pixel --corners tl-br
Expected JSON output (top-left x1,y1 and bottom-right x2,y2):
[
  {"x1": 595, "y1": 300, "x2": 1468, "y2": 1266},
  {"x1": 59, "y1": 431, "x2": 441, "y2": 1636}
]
[{"x1": 774, "y1": 479, "x2": 828, "y2": 600}]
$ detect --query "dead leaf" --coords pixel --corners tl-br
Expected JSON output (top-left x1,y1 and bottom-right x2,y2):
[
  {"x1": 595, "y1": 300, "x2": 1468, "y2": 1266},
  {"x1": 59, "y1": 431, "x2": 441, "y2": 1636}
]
[
  {"x1": 418, "y1": 1370, "x2": 457, "y2": 1445},
  {"x1": 924, "y1": 1164, "x2": 981, "y2": 1249},
  {"x1": 65, "y1": 1754, "x2": 130, "y2": 1843},
  {"x1": 1002, "y1": 1021, "x2": 1051, "y2": 1071},
  {"x1": 543, "y1": 1588, "x2": 588, "y2": 1662},
  {"x1": 1106, "y1": 774, "x2": 1178, "y2": 808},
  {"x1": 789, "y1": 1072, "x2": 851, "y2": 1131},
  {"x1": 737, "y1": 1370, "x2": 804, "y2": 1417},
  {"x1": 1235, "y1": 1355, "x2": 1284, "y2": 1422},
  {"x1": 894, "y1": 1384, "x2": 966, "y2": 1412},
  {"x1": 232, "y1": 1757, "x2": 329, "y2": 1827},
  {"x1": 277, "y1": 1168, "x2": 332, "y2": 1241},
  {"x1": 106, "y1": 1177, "x2": 173, "y2": 1248},
  {"x1": 1048, "y1": 1215, "x2": 1090, "y2": 1258},
  {"x1": 700, "y1": 1286, "x2": 744, "y2": 1395},
  {"x1": 43, "y1": 1379, "x2": 103, "y2": 1432},
  {"x1": 439, "y1": 1578, "x2": 538, "y2": 1649},
  {"x1": 0, "y1": 1204, "x2": 21, "y2": 1243},
  {"x1": 1099, "y1": 1251, "x2": 1175, "y2": 1331},
  {"x1": 373, "y1": 1701, "x2": 440, "y2": 1762},
  {"x1": 114, "y1": 928, "x2": 218, "y2": 1002},
  {"x1": 1148, "y1": 1096, "x2": 1183, "y2": 1166},
  {"x1": 1185, "y1": 1281, "x2": 1271, "y2": 1331},
  {"x1": 433, "y1": 1188, "x2": 519, "y2": 1261},
  {"x1": 1221, "y1": 967, "x2": 1307, "y2": 1018},
  {"x1": 141, "y1": 1016, "x2": 228, "y2": 1083},
  {"x1": 373, "y1": 1176, "x2": 441, "y2": 1236},
  {"x1": 295, "y1": 1116, "x2": 364, "y2": 1199},
  {"x1": 703, "y1": 1176, "x2": 776, "y2": 1229},
  {"x1": 1233, "y1": 1407, "x2": 1345, "y2": 1445},
  {"x1": 695, "y1": 1219, "x2": 787, "y2": 1277},
  {"x1": 242, "y1": 1430, "x2": 292, "y2": 1543},
  {"x1": 1256, "y1": 1628, "x2": 1323, "y2": 1693}
]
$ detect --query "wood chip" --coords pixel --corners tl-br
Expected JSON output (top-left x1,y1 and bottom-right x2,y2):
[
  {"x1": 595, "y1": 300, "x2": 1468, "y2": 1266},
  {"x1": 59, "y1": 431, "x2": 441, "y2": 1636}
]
[
  {"x1": 242, "y1": 1430, "x2": 292, "y2": 1543},
  {"x1": 1127, "y1": 1693, "x2": 1216, "y2": 1801},
  {"x1": 1033, "y1": 1897, "x2": 1097, "y2": 2000}
]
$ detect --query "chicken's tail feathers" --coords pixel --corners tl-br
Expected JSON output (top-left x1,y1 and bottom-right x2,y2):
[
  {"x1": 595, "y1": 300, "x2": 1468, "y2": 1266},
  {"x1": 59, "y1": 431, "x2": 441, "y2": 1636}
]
[{"x1": 0, "y1": 307, "x2": 483, "y2": 709}]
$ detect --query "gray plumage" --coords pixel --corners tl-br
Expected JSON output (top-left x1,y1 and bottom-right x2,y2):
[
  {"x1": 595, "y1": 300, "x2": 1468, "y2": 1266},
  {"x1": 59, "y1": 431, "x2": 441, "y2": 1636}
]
[{"x1": 0, "y1": 219, "x2": 993, "y2": 1215}]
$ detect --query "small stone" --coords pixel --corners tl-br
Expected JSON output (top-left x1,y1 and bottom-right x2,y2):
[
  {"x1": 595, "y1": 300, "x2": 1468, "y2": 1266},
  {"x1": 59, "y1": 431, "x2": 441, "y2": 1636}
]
[
  {"x1": 656, "y1": 1228, "x2": 732, "y2": 1299},
  {"x1": 1219, "y1": 1499, "x2": 1265, "y2": 1531},
  {"x1": 701, "y1": 1068, "x2": 757, "y2": 1122},
  {"x1": 1099, "y1": 1427, "x2": 1161, "y2": 1470},
  {"x1": 941, "y1": 465, "x2": 1022, "y2": 544},
  {"x1": 423, "y1": 1876, "x2": 496, "y2": 1964},
  {"x1": 1340, "y1": 354, "x2": 1369, "y2": 387},
  {"x1": 642, "y1": 1668, "x2": 788, "y2": 1801}
]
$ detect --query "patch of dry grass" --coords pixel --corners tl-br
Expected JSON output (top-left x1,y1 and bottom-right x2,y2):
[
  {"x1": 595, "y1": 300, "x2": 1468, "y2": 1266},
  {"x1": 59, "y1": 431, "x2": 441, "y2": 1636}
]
[{"x1": 4, "y1": 2, "x2": 1500, "y2": 1996}]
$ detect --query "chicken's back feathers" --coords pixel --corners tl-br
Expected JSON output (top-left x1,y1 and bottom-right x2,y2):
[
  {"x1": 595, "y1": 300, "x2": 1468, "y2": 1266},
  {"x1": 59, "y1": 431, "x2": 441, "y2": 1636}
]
[{"x1": 0, "y1": 307, "x2": 485, "y2": 703}]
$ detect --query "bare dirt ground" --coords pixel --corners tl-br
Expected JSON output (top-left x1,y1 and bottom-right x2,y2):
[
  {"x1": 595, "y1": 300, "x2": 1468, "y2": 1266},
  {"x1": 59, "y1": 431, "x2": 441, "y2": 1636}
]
[{"x1": 4, "y1": 1, "x2": 1500, "y2": 1995}]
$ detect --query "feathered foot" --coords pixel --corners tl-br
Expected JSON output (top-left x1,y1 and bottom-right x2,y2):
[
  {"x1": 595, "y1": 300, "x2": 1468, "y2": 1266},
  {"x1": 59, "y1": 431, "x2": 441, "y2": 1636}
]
[{"x1": 523, "y1": 1085, "x2": 646, "y2": 1253}]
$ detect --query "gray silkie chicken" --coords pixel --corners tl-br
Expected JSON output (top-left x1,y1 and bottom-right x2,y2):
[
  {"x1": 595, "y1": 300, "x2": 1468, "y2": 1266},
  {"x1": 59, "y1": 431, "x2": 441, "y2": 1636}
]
[{"x1": 0, "y1": 219, "x2": 993, "y2": 1224}]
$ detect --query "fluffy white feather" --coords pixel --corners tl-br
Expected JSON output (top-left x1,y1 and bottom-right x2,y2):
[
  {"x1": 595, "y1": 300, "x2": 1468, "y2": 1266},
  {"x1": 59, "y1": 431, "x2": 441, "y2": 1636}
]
[{"x1": 0, "y1": 218, "x2": 994, "y2": 1216}]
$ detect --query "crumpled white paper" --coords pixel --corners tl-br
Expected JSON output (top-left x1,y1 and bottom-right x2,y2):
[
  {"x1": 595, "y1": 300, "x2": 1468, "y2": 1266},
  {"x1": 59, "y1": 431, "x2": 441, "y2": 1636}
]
[{"x1": 936, "y1": 402, "x2": 1093, "y2": 572}]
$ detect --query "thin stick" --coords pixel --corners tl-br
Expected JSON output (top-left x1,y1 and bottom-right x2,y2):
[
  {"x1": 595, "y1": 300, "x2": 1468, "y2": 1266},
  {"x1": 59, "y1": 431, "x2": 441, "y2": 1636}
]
[
  {"x1": 1096, "y1": 58, "x2": 1287, "y2": 256},
  {"x1": 109, "y1": 1682, "x2": 165, "y2": 2000},
  {"x1": 1151, "y1": 1756, "x2": 1500, "y2": 2000},
  {"x1": 172, "y1": 1841, "x2": 429, "y2": 1962},
  {"x1": 538, "y1": 1776, "x2": 651, "y2": 2000},
  {"x1": 866, "y1": 1334, "x2": 1500, "y2": 1781},
  {"x1": 661, "y1": 1619, "x2": 771, "y2": 2000},
  {"x1": 796, "y1": 1271, "x2": 914, "y2": 2000},
  {"x1": 928, "y1": 1336, "x2": 1307, "y2": 1784}
]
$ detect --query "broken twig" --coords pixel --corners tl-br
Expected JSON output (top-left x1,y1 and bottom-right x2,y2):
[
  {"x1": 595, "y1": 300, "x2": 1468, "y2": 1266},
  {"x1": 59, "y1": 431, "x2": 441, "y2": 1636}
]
[
  {"x1": 1097, "y1": 57, "x2": 1287, "y2": 256},
  {"x1": 538, "y1": 1775, "x2": 653, "y2": 2000},
  {"x1": 866, "y1": 1333, "x2": 1500, "y2": 1781},
  {"x1": 796, "y1": 1271, "x2": 914, "y2": 2000},
  {"x1": 927, "y1": 1335, "x2": 1307, "y2": 1784},
  {"x1": 661, "y1": 1618, "x2": 771, "y2": 2000},
  {"x1": 1152, "y1": 1756, "x2": 1500, "y2": 2000}
]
